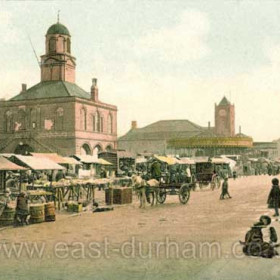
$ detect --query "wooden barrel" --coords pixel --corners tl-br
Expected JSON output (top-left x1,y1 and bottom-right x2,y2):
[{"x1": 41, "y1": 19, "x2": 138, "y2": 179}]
[
  {"x1": 0, "y1": 207, "x2": 15, "y2": 226},
  {"x1": 29, "y1": 204, "x2": 45, "y2": 224},
  {"x1": 44, "y1": 202, "x2": 56, "y2": 222}
]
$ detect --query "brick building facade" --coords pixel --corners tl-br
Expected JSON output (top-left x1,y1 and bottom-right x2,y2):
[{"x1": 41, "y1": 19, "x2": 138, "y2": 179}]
[{"x1": 0, "y1": 22, "x2": 117, "y2": 156}]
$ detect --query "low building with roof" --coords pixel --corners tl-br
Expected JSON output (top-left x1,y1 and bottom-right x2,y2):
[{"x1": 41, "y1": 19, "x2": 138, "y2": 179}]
[
  {"x1": 118, "y1": 97, "x2": 253, "y2": 157},
  {"x1": 0, "y1": 21, "x2": 117, "y2": 156}
]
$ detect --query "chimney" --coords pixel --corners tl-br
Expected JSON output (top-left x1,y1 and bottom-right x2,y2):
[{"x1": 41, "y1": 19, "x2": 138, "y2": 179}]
[
  {"x1": 131, "y1": 121, "x2": 137, "y2": 129},
  {"x1": 21, "y1": 84, "x2": 27, "y2": 92},
  {"x1": 208, "y1": 121, "x2": 211, "y2": 130},
  {"x1": 91, "y1": 78, "x2": 98, "y2": 102},
  {"x1": 239, "y1": 125, "x2": 241, "y2": 134}
]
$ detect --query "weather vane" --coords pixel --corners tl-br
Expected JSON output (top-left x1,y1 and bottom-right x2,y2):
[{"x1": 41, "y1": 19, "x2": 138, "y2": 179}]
[{"x1": 57, "y1": 10, "x2": 60, "y2": 23}]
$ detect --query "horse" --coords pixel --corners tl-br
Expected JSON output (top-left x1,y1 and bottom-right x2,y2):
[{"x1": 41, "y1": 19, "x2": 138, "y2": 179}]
[{"x1": 131, "y1": 175, "x2": 159, "y2": 208}]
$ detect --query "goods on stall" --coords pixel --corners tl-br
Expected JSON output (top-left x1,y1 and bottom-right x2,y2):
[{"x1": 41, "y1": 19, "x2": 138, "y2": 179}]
[
  {"x1": 29, "y1": 204, "x2": 45, "y2": 224},
  {"x1": 45, "y1": 202, "x2": 56, "y2": 222},
  {"x1": 67, "y1": 201, "x2": 83, "y2": 213},
  {"x1": 0, "y1": 207, "x2": 15, "y2": 226}
]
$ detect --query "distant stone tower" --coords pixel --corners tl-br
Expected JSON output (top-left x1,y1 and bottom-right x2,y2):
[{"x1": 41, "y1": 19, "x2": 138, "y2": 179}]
[
  {"x1": 40, "y1": 20, "x2": 76, "y2": 83},
  {"x1": 215, "y1": 96, "x2": 235, "y2": 137}
]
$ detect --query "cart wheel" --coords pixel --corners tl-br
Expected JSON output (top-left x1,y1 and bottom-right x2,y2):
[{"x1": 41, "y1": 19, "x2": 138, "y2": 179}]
[
  {"x1": 156, "y1": 189, "x2": 167, "y2": 204},
  {"x1": 179, "y1": 184, "x2": 190, "y2": 204}
]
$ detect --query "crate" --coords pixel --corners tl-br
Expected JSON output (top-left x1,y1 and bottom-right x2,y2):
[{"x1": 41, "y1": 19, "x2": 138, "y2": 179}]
[
  {"x1": 113, "y1": 187, "x2": 132, "y2": 205},
  {"x1": 105, "y1": 188, "x2": 114, "y2": 205}
]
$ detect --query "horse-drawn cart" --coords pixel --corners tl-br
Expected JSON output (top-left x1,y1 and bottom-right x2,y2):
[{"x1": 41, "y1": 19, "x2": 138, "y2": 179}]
[{"x1": 155, "y1": 182, "x2": 191, "y2": 205}]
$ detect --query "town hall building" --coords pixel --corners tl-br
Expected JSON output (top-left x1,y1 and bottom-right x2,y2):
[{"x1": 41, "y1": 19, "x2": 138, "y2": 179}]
[
  {"x1": 118, "y1": 97, "x2": 253, "y2": 157},
  {"x1": 0, "y1": 21, "x2": 117, "y2": 156}
]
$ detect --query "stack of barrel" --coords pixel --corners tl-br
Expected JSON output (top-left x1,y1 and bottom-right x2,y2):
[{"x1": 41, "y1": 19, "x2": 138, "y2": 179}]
[
  {"x1": 29, "y1": 204, "x2": 45, "y2": 224},
  {"x1": 44, "y1": 202, "x2": 56, "y2": 222},
  {"x1": 29, "y1": 203, "x2": 56, "y2": 224},
  {"x1": 0, "y1": 207, "x2": 15, "y2": 226}
]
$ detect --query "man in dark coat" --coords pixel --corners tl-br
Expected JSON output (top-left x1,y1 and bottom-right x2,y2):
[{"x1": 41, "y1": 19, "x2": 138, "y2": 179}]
[
  {"x1": 150, "y1": 160, "x2": 161, "y2": 181},
  {"x1": 267, "y1": 178, "x2": 280, "y2": 217},
  {"x1": 15, "y1": 192, "x2": 29, "y2": 226},
  {"x1": 220, "y1": 177, "x2": 232, "y2": 199}
]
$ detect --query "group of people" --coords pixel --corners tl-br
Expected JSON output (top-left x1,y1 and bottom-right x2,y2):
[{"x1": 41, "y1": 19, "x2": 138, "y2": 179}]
[{"x1": 240, "y1": 178, "x2": 280, "y2": 258}]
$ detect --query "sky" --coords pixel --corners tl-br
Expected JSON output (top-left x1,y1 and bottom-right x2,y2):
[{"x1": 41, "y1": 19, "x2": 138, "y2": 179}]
[{"x1": 0, "y1": 0, "x2": 280, "y2": 141}]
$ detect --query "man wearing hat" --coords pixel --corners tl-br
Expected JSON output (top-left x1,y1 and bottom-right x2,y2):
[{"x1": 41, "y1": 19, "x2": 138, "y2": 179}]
[
  {"x1": 150, "y1": 159, "x2": 161, "y2": 181},
  {"x1": 240, "y1": 215, "x2": 279, "y2": 258},
  {"x1": 267, "y1": 178, "x2": 280, "y2": 217}
]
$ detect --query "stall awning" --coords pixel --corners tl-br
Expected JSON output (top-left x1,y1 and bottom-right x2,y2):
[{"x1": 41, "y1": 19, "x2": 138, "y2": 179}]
[
  {"x1": 11, "y1": 155, "x2": 65, "y2": 171},
  {"x1": 98, "y1": 159, "x2": 112, "y2": 165},
  {"x1": 211, "y1": 158, "x2": 228, "y2": 164},
  {"x1": 62, "y1": 157, "x2": 81, "y2": 165},
  {"x1": 31, "y1": 153, "x2": 68, "y2": 164},
  {"x1": 73, "y1": 155, "x2": 112, "y2": 165},
  {"x1": 175, "y1": 157, "x2": 195, "y2": 165},
  {"x1": 154, "y1": 155, "x2": 177, "y2": 165},
  {"x1": 0, "y1": 156, "x2": 27, "y2": 171}
]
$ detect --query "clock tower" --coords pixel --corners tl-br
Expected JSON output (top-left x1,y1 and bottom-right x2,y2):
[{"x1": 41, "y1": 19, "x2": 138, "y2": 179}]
[{"x1": 215, "y1": 96, "x2": 235, "y2": 137}]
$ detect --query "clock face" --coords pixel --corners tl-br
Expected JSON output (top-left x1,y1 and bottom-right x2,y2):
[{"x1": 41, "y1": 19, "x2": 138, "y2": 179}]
[{"x1": 219, "y1": 109, "x2": 227, "y2": 117}]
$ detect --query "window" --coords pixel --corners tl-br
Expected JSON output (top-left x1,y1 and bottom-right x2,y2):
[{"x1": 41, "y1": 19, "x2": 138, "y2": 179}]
[
  {"x1": 92, "y1": 114, "x2": 96, "y2": 131},
  {"x1": 93, "y1": 111, "x2": 103, "y2": 132},
  {"x1": 100, "y1": 116, "x2": 104, "y2": 132},
  {"x1": 55, "y1": 107, "x2": 64, "y2": 131},
  {"x1": 80, "y1": 108, "x2": 87, "y2": 130},
  {"x1": 67, "y1": 38, "x2": 71, "y2": 53},
  {"x1": 108, "y1": 114, "x2": 113, "y2": 134},
  {"x1": 30, "y1": 108, "x2": 37, "y2": 130},
  {"x1": 17, "y1": 110, "x2": 26, "y2": 130},
  {"x1": 5, "y1": 111, "x2": 13, "y2": 132},
  {"x1": 49, "y1": 37, "x2": 56, "y2": 52}
]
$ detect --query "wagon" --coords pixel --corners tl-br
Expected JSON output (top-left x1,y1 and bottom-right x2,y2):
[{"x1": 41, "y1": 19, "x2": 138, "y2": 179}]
[
  {"x1": 195, "y1": 159, "x2": 215, "y2": 189},
  {"x1": 143, "y1": 155, "x2": 194, "y2": 205},
  {"x1": 155, "y1": 182, "x2": 192, "y2": 205}
]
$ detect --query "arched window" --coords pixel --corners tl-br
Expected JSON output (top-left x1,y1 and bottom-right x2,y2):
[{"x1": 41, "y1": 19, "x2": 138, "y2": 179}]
[
  {"x1": 81, "y1": 143, "x2": 91, "y2": 155},
  {"x1": 49, "y1": 37, "x2": 56, "y2": 52},
  {"x1": 55, "y1": 107, "x2": 64, "y2": 131},
  {"x1": 80, "y1": 108, "x2": 87, "y2": 130},
  {"x1": 67, "y1": 38, "x2": 71, "y2": 53},
  {"x1": 108, "y1": 114, "x2": 113, "y2": 134},
  {"x1": 30, "y1": 108, "x2": 37, "y2": 129},
  {"x1": 5, "y1": 111, "x2": 13, "y2": 132},
  {"x1": 17, "y1": 110, "x2": 26, "y2": 131},
  {"x1": 93, "y1": 145, "x2": 102, "y2": 155},
  {"x1": 106, "y1": 145, "x2": 112, "y2": 152}
]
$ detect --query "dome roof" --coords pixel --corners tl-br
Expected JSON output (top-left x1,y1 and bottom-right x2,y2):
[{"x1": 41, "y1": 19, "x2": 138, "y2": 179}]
[{"x1": 47, "y1": 23, "x2": 70, "y2": 36}]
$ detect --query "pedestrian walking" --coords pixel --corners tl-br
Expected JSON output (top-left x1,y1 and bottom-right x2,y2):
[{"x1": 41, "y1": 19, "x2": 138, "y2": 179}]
[
  {"x1": 220, "y1": 177, "x2": 232, "y2": 199},
  {"x1": 267, "y1": 178, "x2": 280, "y2": 217}
]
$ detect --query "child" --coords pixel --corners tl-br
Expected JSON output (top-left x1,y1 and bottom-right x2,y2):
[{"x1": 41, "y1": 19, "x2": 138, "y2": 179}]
[{"x1": 220, "y1": 177, "x2": 232, "y2": 199}]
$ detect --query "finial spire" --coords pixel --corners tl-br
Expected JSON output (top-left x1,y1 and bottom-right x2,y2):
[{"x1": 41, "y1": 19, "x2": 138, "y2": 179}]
[{"x1": 57, "y1": 10, "x2": 60, "y2": 23}]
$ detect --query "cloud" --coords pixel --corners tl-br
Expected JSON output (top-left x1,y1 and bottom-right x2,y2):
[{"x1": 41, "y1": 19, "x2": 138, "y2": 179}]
[
  {"x1": 0, "y1": 11, "x2": 21, "y2": 44},
  {"x1": 123, "y1": 10, "x2": 210, "y2": 63}
]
